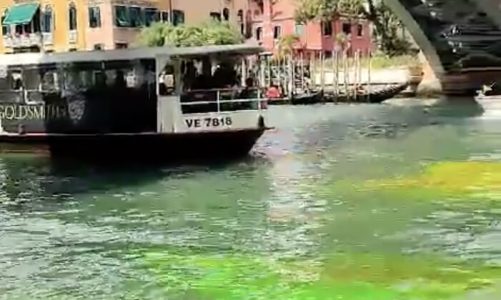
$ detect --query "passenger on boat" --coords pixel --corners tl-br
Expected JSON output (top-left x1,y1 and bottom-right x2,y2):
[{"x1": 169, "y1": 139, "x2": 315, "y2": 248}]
[
  {"x1": 183, "y1": 61, "x2": 197, "y2": 90},
  {"x1": 266, "y1": 84, "x2": 281, "y2": 99},
  {"x1": 240, "y1": 77, "x2": 255, "y2": 98},
  {"x1": 114, "y1": 70, "x2": 127, "y2": 89},
  {"x1": 355, "y1": 84, "x2": 365, "y2": 94},
  {"x1": 213, "y1": 62, "x2": 238, "y2": 88}
]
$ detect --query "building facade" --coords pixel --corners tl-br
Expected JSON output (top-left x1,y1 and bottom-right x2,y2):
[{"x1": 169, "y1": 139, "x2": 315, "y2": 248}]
[
  {"x1": 247, "y1": 0, "x2": 374, "y2": 56},
  {"x1": 0, "y1": 0, "x2": 249, "y2": 54}
]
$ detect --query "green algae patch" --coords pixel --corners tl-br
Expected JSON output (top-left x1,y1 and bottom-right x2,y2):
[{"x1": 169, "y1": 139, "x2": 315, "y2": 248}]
[
  {"x1": 367, "y1": 161, "x2": 501, "y2": 192},
  {"x1": 323, "y1": 161, "x2": 501, "y2": 202},
  {"x1": 322, "y1": 253, "x2": 501, "y2": 299},
  {"x1": 139, "y1": 250, "x2": 501, "y2": 300}
]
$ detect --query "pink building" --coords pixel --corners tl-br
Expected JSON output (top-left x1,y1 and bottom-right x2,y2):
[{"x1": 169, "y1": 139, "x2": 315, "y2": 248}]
[{"x1": 247, "y1": 0, "x2": 374, "y2": 57}]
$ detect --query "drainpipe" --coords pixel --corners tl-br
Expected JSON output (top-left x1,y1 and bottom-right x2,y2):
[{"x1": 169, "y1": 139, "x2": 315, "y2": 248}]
[{"x1": 169, "y1": 0, "x2": 173, "y2": 24}]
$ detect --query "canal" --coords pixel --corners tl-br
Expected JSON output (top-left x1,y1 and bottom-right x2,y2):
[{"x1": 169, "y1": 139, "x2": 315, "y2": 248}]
[{"x1": 2, "y1": 99, "x2": 501, "y2": 299}]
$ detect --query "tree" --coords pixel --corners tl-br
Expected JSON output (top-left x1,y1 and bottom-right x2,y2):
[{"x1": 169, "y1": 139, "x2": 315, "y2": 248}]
[
  {"x1": 295, "y1": 0, "x2": 412, "y2": 56},
  {"x1": 136, "y1": 20, "x2": 244, "y2": 47},
  {"x1": 275, "y1": 34, "x2": 300, "y2": 59}
]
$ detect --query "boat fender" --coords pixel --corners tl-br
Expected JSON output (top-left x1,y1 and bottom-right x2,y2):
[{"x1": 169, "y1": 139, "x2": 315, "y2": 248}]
[
  {"x1": 258, "y1": 115, "x2": 265, "y2": 129},
  {"x1": 18, "y1": 124, "x2": 26, "y2": 135}
]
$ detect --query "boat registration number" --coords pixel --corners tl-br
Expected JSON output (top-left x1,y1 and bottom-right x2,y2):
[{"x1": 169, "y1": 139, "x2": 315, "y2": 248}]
[{"x1": 185, "y1": 116, "x2": 233, "y2": 128}]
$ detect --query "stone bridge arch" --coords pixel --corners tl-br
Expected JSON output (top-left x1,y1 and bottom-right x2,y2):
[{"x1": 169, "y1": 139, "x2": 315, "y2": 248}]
[{"x1": 383, "y1": 0, "x2": 501, "y2": 95}]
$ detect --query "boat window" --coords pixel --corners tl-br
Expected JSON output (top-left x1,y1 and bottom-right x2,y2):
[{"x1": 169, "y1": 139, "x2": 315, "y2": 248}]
[
  {"x1": 93, "y1": 71, "x2": 106, "y2": 87},
  {"x1": 23, "y1": 69, "x2": 41, "y2": 90},
  {"x1": 65, "y1": 69, "x2": 85, "y2": 91},
  {"x1": 159, "y1": 64, "x2": 175, "y2": 96},
  {"x1": 41, "y1": 70, "x2": 59, "y2": 91},
  {"x1": 0, "y1": 75, "x2": 8, "y2": 90},
  {"x1": 10, "y1": 71, "x2": 23, "y2": 90}
]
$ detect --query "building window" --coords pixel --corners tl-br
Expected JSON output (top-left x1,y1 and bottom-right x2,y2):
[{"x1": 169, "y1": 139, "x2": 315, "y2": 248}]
[
  {"x1": 237, "y1": 9, "x2": 244, "y2": 35},
  {"x1": 161, "y1": 11, "x2": 169, "y2": 23},
  {"x1": 342, "y1": 23, "x2": 351, "y2": 35},
  {"x1": 295, "y1": 23, "x2": 305, "y2": 35},
  {"x1": 42, "y1": 6, "x2": 53, "y2": 33},
  {"x1": 88, "y1": 7, "x2": 101, "y2": 28},
  {"x1": 357, "y1": 24, "x2": 363, "y2": 36},
  {"x1": 273, "y1": 26, "x2": 281, "y2": 39},
  {"x1": 322, "y1": 21, "x2": 332, "y2": 36},
  {"x1": 255, "y1": 27, "x2": 262, "y2": 40},
  {"x1": 2, "y1": 9, "x2": 10, "y2": 36},
  {"x1": 114, "y1": 6, "x2": 129, "y2": 27},
  {"x1": 94, "y1": 44, "x2": 103, "y2": 50},
  {"x1": 222, "y1": 8, "x2": 230, "y2": 21},
  {"x1": 210, "y1": 12, "x2": 221, "y2": 21},
  {"x1": 69, "y1": 3, "x2": 77, "y2": 31},
  {"x1": 144, "y1": 8, "x2": 160, "y2": 26},
  {"x1": 115, "y1": 43, "x2": 128, "y2": 49},
  {"x1": 129, "y1": 7, "x2": 142, "y2": 27},
  {"x1": 172, "y1": 10, "x2": 184, "y2": 26}
]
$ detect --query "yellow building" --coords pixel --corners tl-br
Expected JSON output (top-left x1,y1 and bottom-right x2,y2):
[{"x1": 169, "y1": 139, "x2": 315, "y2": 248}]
[
  {"x1": 0, "y1": 0, "x2": 249, "y2": 54},
  {"x1": 0, "y1": 0, "x2": 88, "y2": 53}
]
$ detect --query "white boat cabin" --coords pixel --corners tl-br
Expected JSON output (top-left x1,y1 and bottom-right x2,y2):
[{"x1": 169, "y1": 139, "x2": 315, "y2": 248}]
[{"x1": 0, "y1": 43, "x2": 267, "y2": 135}]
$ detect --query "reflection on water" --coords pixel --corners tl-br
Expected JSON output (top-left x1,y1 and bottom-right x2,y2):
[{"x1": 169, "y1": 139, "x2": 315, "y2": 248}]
[{"x1": 2, "y1": 98, "x2": 501, "y2": 299}]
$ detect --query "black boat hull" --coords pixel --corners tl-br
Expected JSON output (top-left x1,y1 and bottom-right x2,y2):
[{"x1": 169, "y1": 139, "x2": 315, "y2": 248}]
[
  {"x1": 330, "y1": 82, "x2": 410, "y2": 104},
  {"x1": 268, "y1": 91, "x2": 324, "y2": 105},
  {"x1": 0, "y1": 129, "x2": 266, "y2": 162}
]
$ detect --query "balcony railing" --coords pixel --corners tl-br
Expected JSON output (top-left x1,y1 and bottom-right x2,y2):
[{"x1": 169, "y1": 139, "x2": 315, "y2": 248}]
[
  {"x1": 42, "y1": 32, "x2": 53, "y2": 46},
  {"x1": 3, "y1": 37, "x2": 12, "y2": 48},
  {"x1": 68, "y1": 30, "x2": 77, "y2": 44},
  {"x1": 7, "y1": 33, "x2": 42, "y2": 48}
]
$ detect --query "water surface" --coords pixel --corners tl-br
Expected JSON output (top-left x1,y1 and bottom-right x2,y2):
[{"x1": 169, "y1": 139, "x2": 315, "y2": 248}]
[{"x1": 2, "y1": 98, "x2": 501, "y2": 299}]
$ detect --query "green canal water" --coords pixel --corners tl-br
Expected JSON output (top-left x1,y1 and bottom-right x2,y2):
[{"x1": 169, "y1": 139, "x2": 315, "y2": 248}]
[{"x1": 3, "y1": 99, "x2": 501, "y2": 299}]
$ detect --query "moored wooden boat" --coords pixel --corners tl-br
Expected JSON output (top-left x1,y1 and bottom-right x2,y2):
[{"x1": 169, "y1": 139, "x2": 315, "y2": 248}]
[
  {"x1": 268, "y1": 90, "x2": 324, "y2": 105},
  {"x1": 0, "y1": 44, "x2": 271, "y2": 161},
  {"x1": 327, "y1": 82, "x2": 410, "y2": 103}
]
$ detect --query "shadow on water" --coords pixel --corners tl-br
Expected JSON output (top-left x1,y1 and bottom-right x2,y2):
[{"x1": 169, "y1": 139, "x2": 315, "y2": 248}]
[
  {"x1": 0, "y1": 153, "x2": 271, "y2": 206},
  {"x1": 431, "y1": 95, "x2": 485, "y2": 117}
]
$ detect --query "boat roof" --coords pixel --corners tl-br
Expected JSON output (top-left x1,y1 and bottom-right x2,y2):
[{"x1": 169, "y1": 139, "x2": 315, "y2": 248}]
[{"x1": 0, "y1": 43, "x2": 264, "y2": 67}]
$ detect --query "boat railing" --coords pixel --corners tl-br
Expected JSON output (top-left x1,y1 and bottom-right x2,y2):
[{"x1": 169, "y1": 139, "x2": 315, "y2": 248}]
[{"x1": 180, "y1": 87, "x2": 266, "y2": 114}]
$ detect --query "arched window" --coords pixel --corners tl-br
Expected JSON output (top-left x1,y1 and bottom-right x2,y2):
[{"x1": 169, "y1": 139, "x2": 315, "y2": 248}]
[
  {"x1": 1, "y1": 9, "x2": 10, "y2": 36},
  {"x1": 43, "y1": 5, "x2": 53, "y2": 33},
  {"x1": 222, "y1": 8, "x2": 229, "y2": 21},
  {"x1": 69, "y1": 3, "x2": 77, "y2": 31},
  {"x1": 237, "y1": 9, "x2": 244, "y2": 34}
]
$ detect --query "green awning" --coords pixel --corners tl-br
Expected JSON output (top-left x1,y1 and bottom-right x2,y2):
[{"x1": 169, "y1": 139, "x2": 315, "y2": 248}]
[{"x1": 2, "y1": 3, "x2": 39, "y2": 26}]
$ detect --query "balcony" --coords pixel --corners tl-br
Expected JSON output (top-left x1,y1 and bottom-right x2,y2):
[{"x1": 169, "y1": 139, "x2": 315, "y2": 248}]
[
  {"x1": 42, "y1": 32, "x2": 53, "y2": 46},
  {"x1": 68, "y1": 30, "x2": 77, "y2": 44},
  {"x1": 3, "y1": 36, "x2": 13, "y2": 48},
  {"x1": 6, "y1": 33, "x2": 42, "y2": 48}
]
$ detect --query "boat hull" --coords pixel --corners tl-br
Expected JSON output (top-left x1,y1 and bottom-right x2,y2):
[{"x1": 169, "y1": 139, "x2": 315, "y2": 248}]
[{"x1": 0, "y1": 129, "x2": 266, "y2": 162}]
